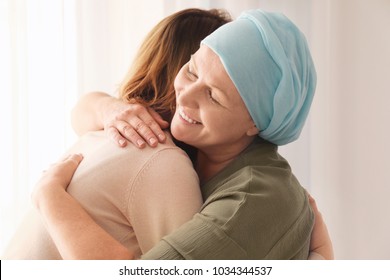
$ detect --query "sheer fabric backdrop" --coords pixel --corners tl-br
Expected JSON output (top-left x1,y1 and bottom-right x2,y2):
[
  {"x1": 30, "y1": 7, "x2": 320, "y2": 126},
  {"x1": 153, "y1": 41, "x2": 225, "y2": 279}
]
[
  {"x1": 1, "y1": 0, "x2": 389, "y2": 259},
  {"x1": 0, "y1": 0, "x2": 79, "y2": 254}
]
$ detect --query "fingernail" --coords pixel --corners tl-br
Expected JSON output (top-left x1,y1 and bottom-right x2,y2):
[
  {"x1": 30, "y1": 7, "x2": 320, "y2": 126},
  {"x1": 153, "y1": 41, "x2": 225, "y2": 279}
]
[
  {"x1": 158, "y1": 134, "x2": 166, "y2": 141},
  {"x1": 149, "y1": 138, "x2": 157, "y2": 146},
  {"x1": 119, "y1": 139, "x2": 126, "y2": 146},
  {"x1": 137, "y1": 139, "x2": 145, "y2": 147}
]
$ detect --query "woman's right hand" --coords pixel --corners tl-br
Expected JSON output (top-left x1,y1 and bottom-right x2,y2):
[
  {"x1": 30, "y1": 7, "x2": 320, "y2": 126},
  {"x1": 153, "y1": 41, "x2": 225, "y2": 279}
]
[
  {"x1": 31, "y1": 154, "x2": 84, "y2": 211},
  {"x1": 71, "y1": 92, "x2": 169, "y2": 148},
  {"x1": 101, "y1": 98, "x2": 170, "y2": 148}
]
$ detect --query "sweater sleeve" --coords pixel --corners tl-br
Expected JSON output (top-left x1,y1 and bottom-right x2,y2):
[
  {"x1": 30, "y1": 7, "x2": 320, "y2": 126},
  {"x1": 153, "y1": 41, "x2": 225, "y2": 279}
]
[{"x1": 128, "y1": 147, "x2": 202, "y2": 255}]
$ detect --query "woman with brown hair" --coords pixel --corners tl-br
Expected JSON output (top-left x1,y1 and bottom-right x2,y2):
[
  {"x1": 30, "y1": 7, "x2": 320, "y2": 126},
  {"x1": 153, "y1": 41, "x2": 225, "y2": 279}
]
[{"x1": 3, "y1": 8, "x2": 231, "y2": 260}]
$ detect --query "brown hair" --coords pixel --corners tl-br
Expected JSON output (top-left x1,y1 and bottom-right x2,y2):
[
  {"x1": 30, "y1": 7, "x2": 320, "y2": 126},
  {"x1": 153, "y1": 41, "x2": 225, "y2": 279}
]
[{"x1": 119, "y1": 8, "x2": 231, "y2": 121}]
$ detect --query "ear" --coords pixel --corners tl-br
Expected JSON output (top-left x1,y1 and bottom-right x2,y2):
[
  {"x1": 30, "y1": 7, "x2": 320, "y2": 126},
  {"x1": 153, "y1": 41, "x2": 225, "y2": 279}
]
[{"x1": 246, "y1": 123, "x2": 259, "y2": 137}]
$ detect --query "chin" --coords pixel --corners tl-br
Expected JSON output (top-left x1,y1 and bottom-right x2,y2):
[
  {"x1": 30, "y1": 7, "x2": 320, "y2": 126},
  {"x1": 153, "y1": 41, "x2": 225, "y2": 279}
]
[
  {"x1": 170, "y1": 121, "x2": 183, "y2": 141},
  {"x1": 170, "y1": 126, "x2": 186, "y2": 143}
]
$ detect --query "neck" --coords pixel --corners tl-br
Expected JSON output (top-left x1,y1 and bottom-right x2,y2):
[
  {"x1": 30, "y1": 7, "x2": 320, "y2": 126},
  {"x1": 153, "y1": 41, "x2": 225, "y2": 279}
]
[
  {"x1": 196, "y1": 152, "x2": 232, "y2": 185},
  {"x1": 195, "y1": 138, "x2": 255, "y2": 184}
]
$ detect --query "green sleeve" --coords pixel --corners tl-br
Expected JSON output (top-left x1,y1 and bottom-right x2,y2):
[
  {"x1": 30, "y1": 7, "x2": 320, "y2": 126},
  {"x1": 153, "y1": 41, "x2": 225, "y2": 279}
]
[
  {"x1": 141, "y1": 213, "x2": 247, "y2": 260},
  {"x1": 142, "y1": 166, "x2": 313, "y2": 260}
]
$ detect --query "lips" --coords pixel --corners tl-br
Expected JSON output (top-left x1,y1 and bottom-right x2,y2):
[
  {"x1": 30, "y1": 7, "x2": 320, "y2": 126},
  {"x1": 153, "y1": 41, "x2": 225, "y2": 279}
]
[{"x1": 178, "y1": 108, "x2": 201, "y2": 124}]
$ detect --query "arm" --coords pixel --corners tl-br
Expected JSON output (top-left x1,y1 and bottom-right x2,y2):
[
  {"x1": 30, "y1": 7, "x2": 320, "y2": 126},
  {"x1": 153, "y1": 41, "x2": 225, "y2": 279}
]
[
  {"x1": 143, "y1": 189, "x2": 332, "y2": 260},
  {"x1": 142, "y1": 215, "x2": 334, "y2": 260},
  {"x1": 71, "y1": 92, "x2": 114, "y2": 135},
  {"x1": 71, "y1": 91, "x2": 169, "y2": 147},
  {"x1": 308, "y1": 195, "x2": 334, "y2": 260},
  {"x1": 128, "y1": 148, "x2": 202, "y2": 253},
  {"x1": 32, "y1": 154, "x2": 134, "y2": 260}
]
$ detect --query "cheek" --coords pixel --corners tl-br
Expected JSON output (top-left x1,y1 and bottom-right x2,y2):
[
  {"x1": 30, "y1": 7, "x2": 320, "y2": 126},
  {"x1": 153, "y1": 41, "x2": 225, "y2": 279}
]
[
  {"x1": 210, "y1": 110, "x2": 252, "y2": 137},
  {"x1": 205, "y1": 113, "x2": 235, "y2": 133},
  {"x1": 173, "y1": 79, "x2": 180, "y2": 98},
  {"x1": 170, "y1": 112, "x2": 184, "y2": 140},
  {"x1": 173, "y1": 69, "x2": 186, "y2": 93}
]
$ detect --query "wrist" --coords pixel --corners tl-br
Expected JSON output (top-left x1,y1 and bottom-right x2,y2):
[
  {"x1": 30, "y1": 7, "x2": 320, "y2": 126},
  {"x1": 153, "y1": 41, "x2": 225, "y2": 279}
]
[
  {"x1": 32, "y1": 181, "x2": 63, "y2": 211},
  {"x1": 97, "y1": 94, "x2": 116, "y2": 128}
]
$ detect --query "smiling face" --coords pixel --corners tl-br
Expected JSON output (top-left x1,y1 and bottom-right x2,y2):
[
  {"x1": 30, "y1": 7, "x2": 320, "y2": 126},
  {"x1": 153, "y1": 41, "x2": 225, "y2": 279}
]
[{"x1": 170, "y1": 45, "x2": 259, "y2": 155}]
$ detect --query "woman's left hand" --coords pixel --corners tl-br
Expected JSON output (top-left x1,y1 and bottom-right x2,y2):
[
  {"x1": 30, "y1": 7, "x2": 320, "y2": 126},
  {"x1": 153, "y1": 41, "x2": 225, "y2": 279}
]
[
  {"x1": 308, "y1": 194, "x2": 334, "y2": 259},
  {"x1": 31, "y1": 154, "x2": 83, "y2": 209}
]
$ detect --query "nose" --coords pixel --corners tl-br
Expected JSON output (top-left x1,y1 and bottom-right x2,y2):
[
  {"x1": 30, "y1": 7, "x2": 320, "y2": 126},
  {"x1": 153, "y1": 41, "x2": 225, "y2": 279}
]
[{"x1": 176, "y1": 81, "x2": 201, "y2": 108}]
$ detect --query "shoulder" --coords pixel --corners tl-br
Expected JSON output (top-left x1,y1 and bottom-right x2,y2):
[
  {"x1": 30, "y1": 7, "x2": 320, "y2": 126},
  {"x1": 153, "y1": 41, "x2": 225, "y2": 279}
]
[
  {"x1": 201, "y1": 159, "x2": 309, "y2": 226},
  {"x1": 203, "y1": 140, "x2": 300, "y2": 204},
  {"x1": 126, "y1": 132, "x2": 199, "y2": 202},
  {"x1": 67, "y1": 130, "x2": 195, "y2": 193},
  {"x1": 199, "y1": 180, "x2": 312, "y2": 259},
  {"x1": 197, "y1": 140, "x2": 313, "y2": 259},
  {"x1": 70, "y1": 130, "x2": 189, "y2": 165},
  {"x1": 134, "y1": 132, "x2": 195, "y2": 175}
]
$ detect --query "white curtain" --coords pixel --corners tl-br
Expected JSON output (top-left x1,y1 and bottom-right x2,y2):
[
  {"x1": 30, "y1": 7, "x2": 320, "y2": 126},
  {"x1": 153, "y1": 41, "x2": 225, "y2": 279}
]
[
  {"x1": 0, "y1": 0, "x2": 79, "y2": 252},
  {"x1": 2, "y1": 0, "x2": 390, "y2": 259},
  {"x1": 0, "y1": 0, "x2": 165, "y2": 254}
]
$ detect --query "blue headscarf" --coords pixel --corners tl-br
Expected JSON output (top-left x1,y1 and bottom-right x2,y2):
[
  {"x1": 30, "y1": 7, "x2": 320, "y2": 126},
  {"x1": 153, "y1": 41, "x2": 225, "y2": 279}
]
[{"x1": 201, "y1": 9, "x2": 316, "y2": 145}]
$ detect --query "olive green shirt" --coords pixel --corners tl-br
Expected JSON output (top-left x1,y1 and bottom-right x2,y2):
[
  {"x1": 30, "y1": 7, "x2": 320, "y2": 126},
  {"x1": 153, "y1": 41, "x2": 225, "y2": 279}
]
[{"x1": 142, "y1": 138, "x2": 314, "y2": 259}]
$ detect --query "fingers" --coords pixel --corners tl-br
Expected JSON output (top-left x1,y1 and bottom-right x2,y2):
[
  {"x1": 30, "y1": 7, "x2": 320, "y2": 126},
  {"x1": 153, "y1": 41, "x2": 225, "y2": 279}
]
[
  {"x1": 107, "y1": 121, "x2": 147, "y2": 148},
  {"x1": 106, "y1": 124, "x2": 129, "y2": 148},
  {"x1": 36, "y1": 153, "x2": 84, "y2": 195},
  {"x1": 128, "y1": 105, "x2": 166, "y2": 146},
  {"x1": 102, "y1": 100, "x2": 169, "y2": 148},
  {"x1": 54, "y1": 154, "x2": 84, "y2": 174},
  {"x1": 45, "y1": 154, "x2": 83, "y2": 172},
  {"x1": 307, "y1": 194, "x2": 325, "y2": 231},
  {"x1": 148, "y1": 108, "x2": 170, "y2": 129},
  {"x1": 308, "y1": 194, "x2": 319, "y2": 213},
  {"x1": 308, "y1": 195, "x2": 334, "y2": 259},
  {"x1": 132, "y1": 119, "x2": 162, "y2": 147},
  {"x1": 105, "y1": 103, "x2": 168, "y2": 148},
  {"x1": 59, "y1": 153, "x2": 84, "y2": 184},
  {"x1": 66, "y1": 153, "x2": 84, "y2": 166},
  {"x1": 33, "y1": 154, "x2": 83, "y2": 208}
]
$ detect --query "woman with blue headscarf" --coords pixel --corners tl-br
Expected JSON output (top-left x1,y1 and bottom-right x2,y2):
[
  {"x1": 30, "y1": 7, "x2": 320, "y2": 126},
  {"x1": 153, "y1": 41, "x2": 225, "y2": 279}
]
[{"x1": 31, "y1": 10, "x2": 332, "y2": 259}]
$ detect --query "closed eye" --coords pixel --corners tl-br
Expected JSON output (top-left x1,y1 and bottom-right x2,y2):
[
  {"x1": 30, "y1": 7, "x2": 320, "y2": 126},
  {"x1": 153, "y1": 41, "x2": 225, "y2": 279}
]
[{"x1": 208, "y1": 89, "x2": 220, "y2": 105}]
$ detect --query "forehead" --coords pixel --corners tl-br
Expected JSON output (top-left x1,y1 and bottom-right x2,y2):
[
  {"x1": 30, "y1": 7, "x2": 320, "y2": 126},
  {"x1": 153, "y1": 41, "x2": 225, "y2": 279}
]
[
  {"x1": 191, "y1": 45, "x2": 250, "y2": 110},
  {"x1": 192, "y1": 46, "x2": 235, "y2": 93},
  {"x1": 193, "y1": 45, "x2": 221, "y2": 66}
]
